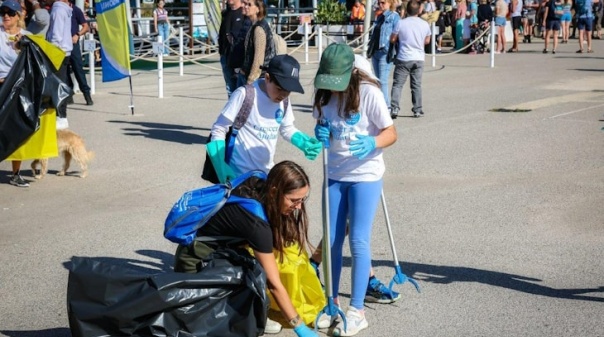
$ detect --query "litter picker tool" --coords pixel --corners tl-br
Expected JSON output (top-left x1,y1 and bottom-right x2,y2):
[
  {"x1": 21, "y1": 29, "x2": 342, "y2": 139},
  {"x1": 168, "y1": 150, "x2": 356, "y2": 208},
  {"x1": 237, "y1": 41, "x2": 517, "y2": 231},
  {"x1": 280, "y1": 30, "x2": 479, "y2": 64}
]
[
  {"x1": 314, "y1": 120, "x2": 346, "y2": 332},
  {"x1": 380, "y1": 190, "x2": 421, "y2": 295}
]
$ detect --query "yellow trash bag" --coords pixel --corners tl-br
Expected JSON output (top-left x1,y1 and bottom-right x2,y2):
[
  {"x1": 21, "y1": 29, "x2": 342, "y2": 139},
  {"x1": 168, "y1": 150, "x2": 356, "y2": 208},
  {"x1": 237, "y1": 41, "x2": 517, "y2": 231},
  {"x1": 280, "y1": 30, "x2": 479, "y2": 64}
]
[
  {"x1": 6, "y1": 109, "x2": 58, "y2": 161},
  {"x1": 269, "y1": 243, "x2": 326, "y2": 325}
]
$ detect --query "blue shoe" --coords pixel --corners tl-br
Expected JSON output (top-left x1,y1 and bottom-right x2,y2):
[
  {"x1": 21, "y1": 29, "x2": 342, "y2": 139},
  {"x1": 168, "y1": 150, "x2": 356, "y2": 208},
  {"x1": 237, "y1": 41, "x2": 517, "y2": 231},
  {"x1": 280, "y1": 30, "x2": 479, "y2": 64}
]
[{"x1": 365, "y1": 276, "x2": 401, "y2": 304}]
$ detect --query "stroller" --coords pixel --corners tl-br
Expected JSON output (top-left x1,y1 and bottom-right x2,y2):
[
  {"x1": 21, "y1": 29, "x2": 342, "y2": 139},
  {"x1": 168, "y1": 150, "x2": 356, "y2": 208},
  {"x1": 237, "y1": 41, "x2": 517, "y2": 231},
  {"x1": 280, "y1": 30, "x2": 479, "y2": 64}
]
[{"x1": 475, "y1": 21, "x2": 491, "y2": 54}]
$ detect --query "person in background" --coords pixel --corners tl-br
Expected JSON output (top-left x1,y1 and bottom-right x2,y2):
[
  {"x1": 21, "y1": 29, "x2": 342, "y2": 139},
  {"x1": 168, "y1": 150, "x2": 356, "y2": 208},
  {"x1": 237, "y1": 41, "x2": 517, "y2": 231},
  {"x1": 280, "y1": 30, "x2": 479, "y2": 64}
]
[
  {"x1": 175, "y1": 160, "x2": 320, "y2": 337},
  {"x1": 435, "y1": 0, "x2": 447, "y2": 52},
  {"x1": 241, "y1": 0, "x2": 274, "y2": 85},
  {"x1": 389, "y1": 0, "x2": 431, "y2": 118},
  {"x1": 509, "y1": 0, "x2": 523, "y2": 52},
  {"x1": 351, "y1": 0, "x2": 366, "y2": 35},
  {"x1": 218, "y1": 0, "x2": 244, "y2": 98},
  {"x1": 574, "y1": 0, "x2": 598, "y2": 53},
  {"x1": 522, "y1": 0, "x2": 538, "y2": 43},
  {"x1": 454, "y1": 0, "x2": 467, "y2": 50},
  {"x1": 1, "y1": 0, "x2": 30, "y2": 187},
  {"x1": 313, "y1": 43, "x2": 397, "y2": 336},
  {"x1": 67, "y1": 0, "x2": 93, "y2": 106},
  {"x1": 153, "y1": 0, "x2": 170, "y2": 55},
  {"x1": 24, "y1": 0, "x2": 49, "y2": 35},
  {"x1": 560, "y1": 0, "x2": 572, "y2": 43},
  {"x1": 542, "y1": 0, "x2": 562, "y2": 53},
  {"x1": 368, "y1": 0, "x2": 399, "y2": 111},
  {"x1": 494, "y1": 0, "x2": 508, "y2": 53},
  {"x1": 46, "y1": 0, "x2": 72, "y2": 130}
]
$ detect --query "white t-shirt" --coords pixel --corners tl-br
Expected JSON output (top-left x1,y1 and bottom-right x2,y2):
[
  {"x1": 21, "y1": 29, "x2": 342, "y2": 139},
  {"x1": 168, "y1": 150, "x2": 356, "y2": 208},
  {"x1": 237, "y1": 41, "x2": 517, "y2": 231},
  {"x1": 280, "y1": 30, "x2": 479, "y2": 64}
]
[
  {"x1": 393, "y1": 16, "x2": 431, "y2": 62},
  {"x1": 210, "y1": 79, "x2": 297, "y2": 175},
  {"x1": 312, "y1": 83, "x2": 393, "y2": 182},
  {"x1": 0, "y1": 28, "x2": 26, "y2": 79}
]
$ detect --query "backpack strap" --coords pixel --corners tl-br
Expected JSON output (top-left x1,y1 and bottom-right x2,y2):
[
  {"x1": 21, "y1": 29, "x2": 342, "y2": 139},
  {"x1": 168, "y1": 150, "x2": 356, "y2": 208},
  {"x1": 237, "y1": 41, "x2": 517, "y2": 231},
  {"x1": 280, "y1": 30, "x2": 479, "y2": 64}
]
[{"x1": 225, "y1": 84, "x2": 255, "y2": 163}]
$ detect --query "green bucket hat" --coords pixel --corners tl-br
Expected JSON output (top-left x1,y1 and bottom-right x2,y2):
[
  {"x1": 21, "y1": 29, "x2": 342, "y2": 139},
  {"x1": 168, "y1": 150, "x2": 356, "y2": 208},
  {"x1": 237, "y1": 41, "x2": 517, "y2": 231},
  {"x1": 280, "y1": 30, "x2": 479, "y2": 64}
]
[{"x1": 314, "y1": 44, "x2": 355, "y2": 92}]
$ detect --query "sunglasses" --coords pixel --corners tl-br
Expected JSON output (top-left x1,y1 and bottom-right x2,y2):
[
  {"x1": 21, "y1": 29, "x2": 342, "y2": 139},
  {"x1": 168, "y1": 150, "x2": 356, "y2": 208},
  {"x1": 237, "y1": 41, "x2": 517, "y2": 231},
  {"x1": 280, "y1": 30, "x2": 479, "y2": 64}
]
[{"x1": 1, "y1": 9, "x2": 18, "y2": 17}]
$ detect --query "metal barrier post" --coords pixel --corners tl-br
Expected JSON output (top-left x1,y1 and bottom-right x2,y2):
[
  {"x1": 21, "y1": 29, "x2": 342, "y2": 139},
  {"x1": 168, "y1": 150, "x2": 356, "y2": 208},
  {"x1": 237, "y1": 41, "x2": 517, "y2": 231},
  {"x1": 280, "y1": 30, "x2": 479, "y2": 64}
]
[
  {"x1": 179, "y1": 26, "x2": 184, "y2": 76},
  {"x1": 431, "y1": 22, "x2": 436, "y2": 68},
  {"x1": 304, "y1": 22, "x2": 309, "y2": 64},
  {"x1": 88, "y1": 33, "x2": 95, "y2": 95},
  {"x1": 490, "y1": 18, "x2": 495, "y2": 68},
  {"x1": 158, "y1": 35, "x2": 164, "y2": 98},
  {"x1": 318, "y1": 25, "x2": 323, "y2": 61}
]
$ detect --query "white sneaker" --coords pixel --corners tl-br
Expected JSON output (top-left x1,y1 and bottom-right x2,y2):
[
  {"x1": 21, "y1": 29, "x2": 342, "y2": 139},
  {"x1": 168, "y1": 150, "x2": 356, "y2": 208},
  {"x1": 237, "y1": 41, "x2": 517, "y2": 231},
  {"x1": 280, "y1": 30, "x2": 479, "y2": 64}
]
[
  {"x1": 263, "y1": 317, "x2": 282, "y2": 334},
  {"x1": 333, "y1": 307, "x2": 368, "y2": 337},
  {"x1": 56, "y1": 117, "x2": 69, "y2": 130},
  {"x1": 314, "y1": 311, "x2": 334, "y2": 329}
]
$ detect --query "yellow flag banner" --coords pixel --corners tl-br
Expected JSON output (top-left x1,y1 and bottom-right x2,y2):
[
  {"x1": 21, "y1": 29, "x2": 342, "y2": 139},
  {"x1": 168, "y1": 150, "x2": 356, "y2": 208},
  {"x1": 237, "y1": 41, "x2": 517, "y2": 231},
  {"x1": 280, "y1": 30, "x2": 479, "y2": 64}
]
[{"x1": 95, "y1": 0, "x2": 131, "y2": 82}]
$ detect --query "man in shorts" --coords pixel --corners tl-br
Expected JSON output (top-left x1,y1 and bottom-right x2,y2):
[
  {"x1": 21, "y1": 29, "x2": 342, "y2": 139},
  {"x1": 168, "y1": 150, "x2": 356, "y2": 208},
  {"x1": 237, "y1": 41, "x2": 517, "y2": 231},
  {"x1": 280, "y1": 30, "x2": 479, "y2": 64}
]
[
  {"x1": 523, "y1": 0, "x2": 539, "y2": 42},
  {"x1": 575, "y1": 0, "x2": 599, "y2": 53}
]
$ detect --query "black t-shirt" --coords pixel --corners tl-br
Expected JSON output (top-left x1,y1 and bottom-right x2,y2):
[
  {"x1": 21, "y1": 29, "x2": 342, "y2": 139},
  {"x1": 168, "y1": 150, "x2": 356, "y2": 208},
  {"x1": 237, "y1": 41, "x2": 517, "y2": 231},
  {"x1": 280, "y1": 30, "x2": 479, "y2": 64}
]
[{"x1": 198, "y1": 203, "x2": 273, "y2": 254}]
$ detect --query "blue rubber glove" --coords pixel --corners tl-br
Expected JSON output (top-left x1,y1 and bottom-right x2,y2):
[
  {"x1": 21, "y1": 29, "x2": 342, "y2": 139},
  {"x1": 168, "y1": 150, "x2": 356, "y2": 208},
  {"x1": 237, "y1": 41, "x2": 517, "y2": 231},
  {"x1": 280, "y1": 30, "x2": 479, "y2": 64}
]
[
  {"x1": 349, "y1": 134, "x2": 376, "y2": 159},
  {"x1": 294, "y1": 324, "x2": 319, "y2": 337},
  {"x1": 314, "y1": 122, "x2": 330, "y2": 144},
  {"x1": 206, "y1": 140, "x2": 237, "y2": 183},
  {"x1": 291, "y1": 131, "x2": 322, "y2": 161}
]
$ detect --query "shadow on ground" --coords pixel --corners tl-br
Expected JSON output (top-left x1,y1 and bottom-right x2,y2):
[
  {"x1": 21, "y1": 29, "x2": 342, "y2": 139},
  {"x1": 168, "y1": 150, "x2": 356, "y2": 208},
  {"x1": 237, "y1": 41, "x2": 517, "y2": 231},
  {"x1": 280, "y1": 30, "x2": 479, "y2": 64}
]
[
  {"x1": 360, "y1": 258, "x2": 604, "y2": 302},
  {"x1": 1, "y1": 328, "x2": 71, "y2": 337},
  {"x1": 108, "y1": 120, "x2": 209, "y2": 144}
]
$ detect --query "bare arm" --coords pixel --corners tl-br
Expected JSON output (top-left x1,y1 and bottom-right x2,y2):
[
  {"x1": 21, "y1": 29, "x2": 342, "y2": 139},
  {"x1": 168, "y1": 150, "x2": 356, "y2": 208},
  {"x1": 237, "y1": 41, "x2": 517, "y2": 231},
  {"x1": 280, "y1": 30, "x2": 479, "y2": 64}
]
[
  {"x1": 374, "y1": 124, "x2": 397, "y2": 149},
  {"x1": 153, "y1": 10, "x2": 158, "y2": 32},
  {"x1": 254, "y1": 251, "x2": 300, "y2": 324},
  {"x1": 390, "y1": 32, "x2": 398, "y2": 44}
]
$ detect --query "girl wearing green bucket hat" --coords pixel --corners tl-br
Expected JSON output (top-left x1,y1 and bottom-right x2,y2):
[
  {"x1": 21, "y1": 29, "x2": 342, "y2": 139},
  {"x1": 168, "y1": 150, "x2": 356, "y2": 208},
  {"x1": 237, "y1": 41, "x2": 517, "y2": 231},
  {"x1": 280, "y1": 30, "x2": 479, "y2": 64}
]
[{"x1": 312, "y1": 44, "x2": 398, "y2": 337}]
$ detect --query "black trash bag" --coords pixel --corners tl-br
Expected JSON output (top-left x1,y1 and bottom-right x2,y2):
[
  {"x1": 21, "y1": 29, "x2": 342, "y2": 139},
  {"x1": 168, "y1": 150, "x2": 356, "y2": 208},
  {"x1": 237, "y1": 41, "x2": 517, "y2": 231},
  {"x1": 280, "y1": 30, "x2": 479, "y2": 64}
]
[
  {"x1": 0, "y1": 35, "x2": 71, "y2": 162},
  {"x1": 67, "y1": 248, "x2": 269, "y2": 337}
]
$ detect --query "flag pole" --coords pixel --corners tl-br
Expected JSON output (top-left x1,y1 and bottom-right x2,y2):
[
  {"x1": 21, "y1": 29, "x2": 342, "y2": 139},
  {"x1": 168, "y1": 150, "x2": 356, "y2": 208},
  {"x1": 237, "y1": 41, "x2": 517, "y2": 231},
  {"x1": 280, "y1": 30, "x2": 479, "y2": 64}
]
[{"x1": 128, "y1": 72, "x2": 134, "y2": 115}]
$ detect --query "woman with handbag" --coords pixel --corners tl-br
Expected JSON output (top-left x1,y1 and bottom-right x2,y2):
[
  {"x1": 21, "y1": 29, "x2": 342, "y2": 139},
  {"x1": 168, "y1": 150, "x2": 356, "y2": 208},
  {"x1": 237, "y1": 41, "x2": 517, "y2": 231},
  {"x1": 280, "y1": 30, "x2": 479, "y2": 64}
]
[{"x1": 368, "y1": 0, "x2": 400, "y2": 110}]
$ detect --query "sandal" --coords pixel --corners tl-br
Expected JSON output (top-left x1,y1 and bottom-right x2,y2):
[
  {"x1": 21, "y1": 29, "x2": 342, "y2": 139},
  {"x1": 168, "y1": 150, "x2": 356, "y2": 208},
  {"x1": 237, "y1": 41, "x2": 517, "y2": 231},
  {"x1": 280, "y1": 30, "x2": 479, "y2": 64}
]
[
  {"x1": 576, "y1": 49, "x2": 584, "y2": 53},
  {"x1": 587, "y1": 49, "x2": 594, "y2": 53},
  {"x1": 543, "y1": 49, "x2": 548, "y2": 54}
]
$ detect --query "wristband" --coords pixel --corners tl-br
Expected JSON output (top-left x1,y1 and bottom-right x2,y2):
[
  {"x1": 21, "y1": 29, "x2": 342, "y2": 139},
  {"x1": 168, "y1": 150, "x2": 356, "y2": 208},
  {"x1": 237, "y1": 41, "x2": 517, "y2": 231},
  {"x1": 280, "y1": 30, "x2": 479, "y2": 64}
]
[{"x1": 288, "y1": 314, "x2": 301, "y2": 327}]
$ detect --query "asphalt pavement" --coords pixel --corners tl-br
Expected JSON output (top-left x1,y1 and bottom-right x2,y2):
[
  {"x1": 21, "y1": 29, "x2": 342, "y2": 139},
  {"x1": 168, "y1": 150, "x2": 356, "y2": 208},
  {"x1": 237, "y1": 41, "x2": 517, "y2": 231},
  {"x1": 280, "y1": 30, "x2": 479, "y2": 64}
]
[{"x1": 1, "y1": 40, "x2": 603, "y2": 337}]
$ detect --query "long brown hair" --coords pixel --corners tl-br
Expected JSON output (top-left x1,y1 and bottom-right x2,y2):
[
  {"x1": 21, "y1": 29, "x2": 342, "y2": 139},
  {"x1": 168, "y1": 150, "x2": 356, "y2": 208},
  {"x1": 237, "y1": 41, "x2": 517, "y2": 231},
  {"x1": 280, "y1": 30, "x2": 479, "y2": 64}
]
[
  {"x1": 262, "y1": 160, "x2": 312, "y2": 261},
  {"x1": 313, "y1": 68, "x2": 380, "y2": 120}
]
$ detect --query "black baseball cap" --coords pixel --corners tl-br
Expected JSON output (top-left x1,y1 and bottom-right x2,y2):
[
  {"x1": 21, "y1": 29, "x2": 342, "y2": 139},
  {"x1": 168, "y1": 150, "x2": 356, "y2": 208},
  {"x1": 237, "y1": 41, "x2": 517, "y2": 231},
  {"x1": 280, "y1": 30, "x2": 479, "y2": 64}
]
[{"x1": 263, "y1": 55, "x2": 305, "y2": 94}]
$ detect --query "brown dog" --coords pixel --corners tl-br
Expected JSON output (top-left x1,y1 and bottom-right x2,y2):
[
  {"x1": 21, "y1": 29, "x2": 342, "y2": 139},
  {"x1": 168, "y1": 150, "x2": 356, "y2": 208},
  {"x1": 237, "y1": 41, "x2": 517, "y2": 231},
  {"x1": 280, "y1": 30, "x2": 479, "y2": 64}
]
[{"x1": 31, "y1": 129, "x2": 95, "y2": 179}]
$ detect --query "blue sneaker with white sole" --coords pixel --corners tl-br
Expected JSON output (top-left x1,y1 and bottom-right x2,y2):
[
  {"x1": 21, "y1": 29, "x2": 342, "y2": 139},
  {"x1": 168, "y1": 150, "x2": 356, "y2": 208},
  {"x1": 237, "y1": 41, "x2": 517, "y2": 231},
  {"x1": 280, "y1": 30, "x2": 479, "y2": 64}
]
[{"x1": 365, "y1": 276, "x2": 401, "y2": 304}]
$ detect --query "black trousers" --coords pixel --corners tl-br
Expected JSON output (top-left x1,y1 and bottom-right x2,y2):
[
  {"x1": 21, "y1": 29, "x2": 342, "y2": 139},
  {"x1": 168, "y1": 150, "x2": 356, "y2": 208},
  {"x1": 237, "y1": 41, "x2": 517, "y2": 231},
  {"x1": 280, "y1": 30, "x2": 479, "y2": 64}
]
[{"x1": 68, "y1": 41, "x2": 91, "y2": 94}]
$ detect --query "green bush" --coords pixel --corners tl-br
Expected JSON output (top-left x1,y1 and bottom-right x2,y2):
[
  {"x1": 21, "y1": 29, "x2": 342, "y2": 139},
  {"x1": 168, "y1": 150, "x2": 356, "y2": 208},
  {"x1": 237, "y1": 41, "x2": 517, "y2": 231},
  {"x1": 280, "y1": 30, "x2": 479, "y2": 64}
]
[{"x1": 314, "y1": 0, "x2": 349, "y2": 25}]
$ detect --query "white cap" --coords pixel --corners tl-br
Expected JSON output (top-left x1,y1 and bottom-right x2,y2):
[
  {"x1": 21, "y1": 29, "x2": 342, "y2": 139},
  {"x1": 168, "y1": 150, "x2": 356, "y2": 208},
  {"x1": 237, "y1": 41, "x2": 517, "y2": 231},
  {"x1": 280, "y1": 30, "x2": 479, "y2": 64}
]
[{"x1": 354, "y1": 54, "x2": 379, "y2": 81}]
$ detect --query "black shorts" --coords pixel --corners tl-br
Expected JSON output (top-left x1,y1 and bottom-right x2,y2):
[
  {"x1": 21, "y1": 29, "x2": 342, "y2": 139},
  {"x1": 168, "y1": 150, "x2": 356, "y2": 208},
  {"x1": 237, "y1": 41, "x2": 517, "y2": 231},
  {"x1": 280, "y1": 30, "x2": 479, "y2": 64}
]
[{"x1": 512, "y1": 16, "x2": 522, "y2": 30}]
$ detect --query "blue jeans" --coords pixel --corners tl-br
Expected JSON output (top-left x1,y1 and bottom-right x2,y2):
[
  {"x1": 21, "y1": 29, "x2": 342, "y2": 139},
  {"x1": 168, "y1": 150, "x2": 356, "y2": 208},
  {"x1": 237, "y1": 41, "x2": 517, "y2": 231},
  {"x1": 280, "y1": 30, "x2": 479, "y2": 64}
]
[
  {"x1": 220, "y1": 55, "x2": 237, "y2": 98},
  {"x1": 390, "y1": 59, "x2": 424, "y2": 114},
  {"x1": 371, "y1": 49, "x2": 392, "y2": 105},
  {"x1": 328, "y1": 179, "x2": 383, "y2": 309},
  {"x1": 158, "y1": 22, "x2": 170, "y2": 54},
  {"x1": 236, "y1": 72, "x2": 247, "y2": 89}
]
